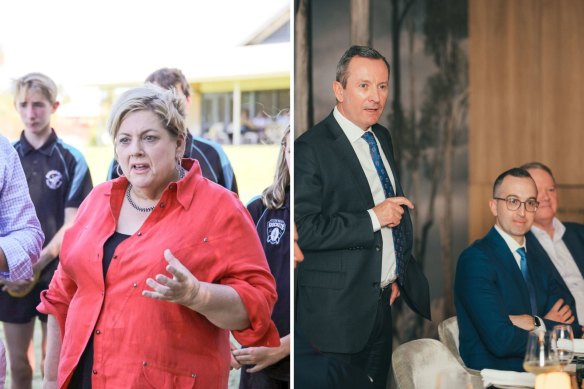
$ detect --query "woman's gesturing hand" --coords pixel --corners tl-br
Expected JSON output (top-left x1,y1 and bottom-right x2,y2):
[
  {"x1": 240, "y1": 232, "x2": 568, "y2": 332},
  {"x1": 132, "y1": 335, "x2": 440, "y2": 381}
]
[{"x1": 142, "y1": 249, "x2": 201, "y2": 307}]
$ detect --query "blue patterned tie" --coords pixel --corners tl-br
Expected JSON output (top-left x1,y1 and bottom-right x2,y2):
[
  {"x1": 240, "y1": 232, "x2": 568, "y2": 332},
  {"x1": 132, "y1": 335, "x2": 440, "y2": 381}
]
[
  {"x1": 517, "y1": 247, "x2": 537, "y2": 315},
  {"x1": 362, "y1": 131, "x2": 406, "y2": 283}
]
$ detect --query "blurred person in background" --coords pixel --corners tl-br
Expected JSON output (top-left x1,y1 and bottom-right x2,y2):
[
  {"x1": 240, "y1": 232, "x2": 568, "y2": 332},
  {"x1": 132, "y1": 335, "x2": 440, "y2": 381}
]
[
  {"x1": 39, "y1": 85, "x2": 279, "y2": 388},
  {"x1": 0, "y1": 134, "x2": 44, "y2": 389},
  {"x1": 107, "y1": 67, "x2": 238, "y2": 194},
  {"x1": 0, "y1": 73, "x2": 92, "y2": 389},
  {"x1": 232, "y1": 127, "x2": 290, "y2": 388},
  {"x1": 522, "y1": 162, "x2": 584, "y2": 329}
]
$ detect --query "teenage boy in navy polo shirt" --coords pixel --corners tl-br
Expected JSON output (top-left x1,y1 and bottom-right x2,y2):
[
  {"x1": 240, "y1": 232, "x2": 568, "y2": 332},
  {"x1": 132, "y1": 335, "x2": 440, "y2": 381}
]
[{"x1": 0, "y1": 73, "x2": 93, "y2": 388}]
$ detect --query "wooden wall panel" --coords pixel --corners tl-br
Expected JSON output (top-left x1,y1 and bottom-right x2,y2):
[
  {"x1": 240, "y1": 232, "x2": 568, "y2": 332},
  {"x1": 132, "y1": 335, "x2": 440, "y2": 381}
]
[
  {"x1": 541, "y1": 0, "x2": 584, "y2": 223},
  {"x1": 541, "y1": 0, "x2": 584, "y2": 182},
  {"x1": 469, "y1": 0, "x2": 584, "y2": 241}
]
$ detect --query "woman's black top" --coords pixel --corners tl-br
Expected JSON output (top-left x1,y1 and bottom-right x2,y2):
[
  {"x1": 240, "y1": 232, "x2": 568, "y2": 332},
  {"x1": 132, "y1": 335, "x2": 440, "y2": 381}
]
[{"x1": 68, "y1": 231, "x2": 130, "y2": 389}]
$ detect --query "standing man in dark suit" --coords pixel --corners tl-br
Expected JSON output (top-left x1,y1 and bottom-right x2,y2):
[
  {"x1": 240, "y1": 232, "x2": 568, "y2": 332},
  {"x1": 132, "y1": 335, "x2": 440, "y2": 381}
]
[
  {"x1": 295, "y1": 45, "x2": 431, "y2": 388},
  {"x1": 521, "y1": 162, "x2": 584, "y2": 328},
  {"x1": 455, "y1": 167, "x2": 579, "y2": 372}
]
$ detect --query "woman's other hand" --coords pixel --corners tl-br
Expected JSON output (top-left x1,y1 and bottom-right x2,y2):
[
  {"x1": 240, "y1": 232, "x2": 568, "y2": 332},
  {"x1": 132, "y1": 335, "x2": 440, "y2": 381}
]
[
  {"x1": 232, "y1": 346, "x2": 284, "y2": 373},
  {"x1": 232, "y1": 335, "x2": 290, "y2": 373},
  {"x1": 229, "y1": 341, "x2": 242, "y2": 370},
  {"x1": 142, "y1": 249, "x2": 200, "y2": 307}
]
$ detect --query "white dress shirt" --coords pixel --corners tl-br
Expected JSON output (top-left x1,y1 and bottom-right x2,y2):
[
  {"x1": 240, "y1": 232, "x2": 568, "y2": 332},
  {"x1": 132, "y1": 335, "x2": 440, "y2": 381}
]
[
  {"x1": 531, "y1": 218, "x2": 584, "y2": 325},
  {"x1": 333, "y1": 107, "x2": 398, "y2": 285},
  {"x1": 494, "y1": 224, "x2": 525, "y2": 269}
]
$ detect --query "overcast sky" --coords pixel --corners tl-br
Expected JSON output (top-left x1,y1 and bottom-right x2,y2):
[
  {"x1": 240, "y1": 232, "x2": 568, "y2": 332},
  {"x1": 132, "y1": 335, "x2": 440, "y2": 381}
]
[{"x1": 0, "y1": 0, "x2": 289, "y2": 89}]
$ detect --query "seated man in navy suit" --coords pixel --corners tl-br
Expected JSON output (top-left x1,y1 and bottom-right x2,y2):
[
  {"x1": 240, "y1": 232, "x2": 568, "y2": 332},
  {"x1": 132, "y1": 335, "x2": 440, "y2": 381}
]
[
  {"x1": 454, "y1": 167, "x2": 579, "y2": 372},
  {"x1": 521, "y1": 162, "x2": 584, "y2": 330}
]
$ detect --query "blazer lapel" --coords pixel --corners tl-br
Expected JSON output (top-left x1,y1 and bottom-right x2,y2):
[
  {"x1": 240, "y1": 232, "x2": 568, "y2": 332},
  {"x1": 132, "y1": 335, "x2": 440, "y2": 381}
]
[
  {"x1": 324, "y1": 114, "x2": 376, "y2": 209},
  {"x1": 563, "y1": 227, "x2": 584, "y2": 277},
  {"x1": 486, "y1": 228, "x2": 533, "y2": 310},
  {"x1": 527, "y1": 231, "x2": 569, "y2": 291}
]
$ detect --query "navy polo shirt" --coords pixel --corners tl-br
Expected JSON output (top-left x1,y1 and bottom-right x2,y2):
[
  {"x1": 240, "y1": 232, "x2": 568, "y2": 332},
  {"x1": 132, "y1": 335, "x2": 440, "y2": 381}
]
[
  {"x1": 247, "y1": 190, "x2": 290, "y2": 337},
  {"x1": 14, "y1": 129, "x2": 93, "y2": 245}
]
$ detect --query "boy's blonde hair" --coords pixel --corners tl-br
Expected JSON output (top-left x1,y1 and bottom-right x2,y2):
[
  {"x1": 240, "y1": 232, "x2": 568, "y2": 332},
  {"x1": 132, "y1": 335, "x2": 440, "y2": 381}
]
[{"x1": 14, "y1": 72, "x2": 58, "y2": 105}]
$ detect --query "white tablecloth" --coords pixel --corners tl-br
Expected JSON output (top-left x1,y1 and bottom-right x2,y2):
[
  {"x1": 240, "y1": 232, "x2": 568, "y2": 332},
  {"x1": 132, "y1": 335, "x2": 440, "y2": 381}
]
[{"x1": 481, "y1": 369, "x2": 536, "y2": 388}]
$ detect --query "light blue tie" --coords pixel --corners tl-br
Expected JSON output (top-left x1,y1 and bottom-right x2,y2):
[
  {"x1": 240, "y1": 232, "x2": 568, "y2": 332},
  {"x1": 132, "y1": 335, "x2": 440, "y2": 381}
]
[
  {"x1": 517, "y1": 247, "x2": 537, "y2": 315},
  {"x1": 362, "y1": 131, "x2": 406, "y2": 283}
]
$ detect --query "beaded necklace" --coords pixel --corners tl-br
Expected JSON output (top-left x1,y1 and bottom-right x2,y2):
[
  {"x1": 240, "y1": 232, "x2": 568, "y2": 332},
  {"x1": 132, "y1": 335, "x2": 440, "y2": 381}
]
[{"x1": 125, "y1": 167, "x2": 186, "y2": 213}]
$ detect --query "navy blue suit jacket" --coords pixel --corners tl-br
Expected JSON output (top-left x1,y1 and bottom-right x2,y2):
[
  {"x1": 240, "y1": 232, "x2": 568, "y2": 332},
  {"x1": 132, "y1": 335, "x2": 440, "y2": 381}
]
[
  {"x1": 526, "y1": 222, "x2": 584, "y2": 324},
  {"x1": 454, "y1": 227, "x2": 578, "y2": 371}
]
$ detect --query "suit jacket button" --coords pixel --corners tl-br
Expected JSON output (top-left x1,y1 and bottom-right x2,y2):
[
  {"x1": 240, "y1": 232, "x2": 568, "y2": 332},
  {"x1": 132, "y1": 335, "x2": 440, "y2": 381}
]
[{"x1": 376, "y1": 246, "x2": 381, "y2": 251}]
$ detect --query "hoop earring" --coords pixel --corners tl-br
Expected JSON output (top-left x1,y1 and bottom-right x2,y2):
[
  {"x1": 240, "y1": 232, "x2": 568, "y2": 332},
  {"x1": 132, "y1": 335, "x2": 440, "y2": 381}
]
[
  {"x1": 176, "y1": 156, "x2": 186, "y2": 180},
  {"x1": 116, "y1": 164, "x2": 124, "y2": 177}
]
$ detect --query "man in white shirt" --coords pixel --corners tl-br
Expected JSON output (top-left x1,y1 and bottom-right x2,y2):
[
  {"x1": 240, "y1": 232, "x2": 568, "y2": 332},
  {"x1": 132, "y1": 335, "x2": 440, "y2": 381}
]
[{"x1": 522, "y1": 162, "x2": 584, "y2": 328}]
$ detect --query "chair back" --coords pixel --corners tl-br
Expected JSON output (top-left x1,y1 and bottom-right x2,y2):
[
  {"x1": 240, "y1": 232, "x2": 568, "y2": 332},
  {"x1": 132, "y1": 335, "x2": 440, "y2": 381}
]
[
  {"x1": 392, "y1": 338, "x2": 481, "y2": 388},
  {"x1": 438, "y1": 316, "x2": 481, "y2": 376},
  {"x1": 0, "y1": 339, "x2": 5, "y2": 389}
]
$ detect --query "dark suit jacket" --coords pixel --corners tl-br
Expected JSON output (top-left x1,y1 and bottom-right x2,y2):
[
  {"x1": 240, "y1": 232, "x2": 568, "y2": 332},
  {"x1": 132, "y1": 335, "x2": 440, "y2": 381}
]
[
  {"x1": 294, "y1": 326, "x2": 373, "y2": 389},
  {"x1": 295, "y1": 113, "x2": 430, "y2": 354},
  {"x1": 454, "y1": 227, "x2": 579, "y2": 371},
  {"x1": 526, "y1": 222, "x2": 584, "y2": 325}
]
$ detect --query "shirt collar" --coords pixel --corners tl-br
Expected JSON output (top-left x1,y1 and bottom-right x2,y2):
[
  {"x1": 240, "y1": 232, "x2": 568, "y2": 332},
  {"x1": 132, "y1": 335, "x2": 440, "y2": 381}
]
[
  {"x1": 494, "y1": 224, "x2": 526, "y2": 253},
  {"x1": 333, "y1": 106, "x2": 372, "y2": 143},
  {"x1": 175, "y1": 158, "x2": 200, "y2": 210},
  {"x1": 18, "y1": 129, "x2": 58, "y2": 156},
  {"x1": 531, "y1": 217, "x2": 565, "y2": 242}
]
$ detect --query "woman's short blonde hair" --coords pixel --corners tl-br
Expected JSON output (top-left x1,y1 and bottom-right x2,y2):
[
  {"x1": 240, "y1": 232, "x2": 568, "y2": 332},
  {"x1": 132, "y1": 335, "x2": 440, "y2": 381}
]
[
  {"x1": 14, "y1": 72, "x2": 58, "y2": 105},
  {"x1": 107, "y1": 83, "x2": 187, "y2": 142}
]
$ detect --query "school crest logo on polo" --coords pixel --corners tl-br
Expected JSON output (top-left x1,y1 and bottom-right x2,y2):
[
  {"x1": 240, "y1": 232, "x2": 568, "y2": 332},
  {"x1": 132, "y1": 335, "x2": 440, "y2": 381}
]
[
  {"x1": 267, "y1": 219, "x2": 286, "y2": 245},
  {"x1": 46, "y1": 170, "x2": 63, "y2": 190}
]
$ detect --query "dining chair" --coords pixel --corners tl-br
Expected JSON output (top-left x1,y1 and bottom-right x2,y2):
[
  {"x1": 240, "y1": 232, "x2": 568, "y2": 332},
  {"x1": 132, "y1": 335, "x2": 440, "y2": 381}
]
[
  {"x1": 392, "y1": 338, "x2": 482, "y2": 388},
  {"x1": 438, "y1": 316, "x2": 481, "y2": 376}
]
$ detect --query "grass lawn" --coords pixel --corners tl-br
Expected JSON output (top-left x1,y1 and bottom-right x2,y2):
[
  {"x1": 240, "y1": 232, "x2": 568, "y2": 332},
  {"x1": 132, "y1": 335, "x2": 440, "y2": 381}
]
[{"x1": 1, "y1": 144, "x2": 279, "y2": 388}]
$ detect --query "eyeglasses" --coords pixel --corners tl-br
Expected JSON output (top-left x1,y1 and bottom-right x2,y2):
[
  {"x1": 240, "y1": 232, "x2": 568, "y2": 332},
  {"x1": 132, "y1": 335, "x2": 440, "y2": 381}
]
[{"x1": 493, "y1": 197, "x2": 539, "y2": 212}]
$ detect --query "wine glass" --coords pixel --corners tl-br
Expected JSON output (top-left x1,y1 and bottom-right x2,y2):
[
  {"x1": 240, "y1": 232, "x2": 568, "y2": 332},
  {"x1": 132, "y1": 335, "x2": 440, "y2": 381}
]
[
  {"x1": 552, "y1": 324, "x2": 574, "y2": 370},
  {"x1": 523, "y1": 330, "x2": 561, "y2": 374}
]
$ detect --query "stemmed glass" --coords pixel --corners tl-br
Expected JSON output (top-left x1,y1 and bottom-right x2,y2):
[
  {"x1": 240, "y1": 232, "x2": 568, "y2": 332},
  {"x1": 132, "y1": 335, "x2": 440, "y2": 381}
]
[
  {"x1": 552, "y1": 324, "x2": 574, "y2": 370},
  {"x1": 523, "y1": 330, "x2": 561, "y2": 374}
]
